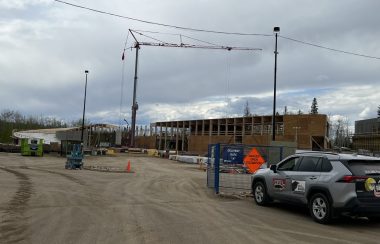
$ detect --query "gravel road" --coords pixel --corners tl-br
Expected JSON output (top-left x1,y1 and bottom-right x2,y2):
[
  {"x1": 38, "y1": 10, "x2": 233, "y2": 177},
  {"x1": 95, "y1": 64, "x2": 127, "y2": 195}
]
[{"x1": 0, "y1": 152, "x2": 379, "y2": 244}]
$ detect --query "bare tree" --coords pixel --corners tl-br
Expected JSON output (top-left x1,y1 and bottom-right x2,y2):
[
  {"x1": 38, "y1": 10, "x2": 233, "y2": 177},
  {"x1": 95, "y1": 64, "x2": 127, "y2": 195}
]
[
  {"x1": 243, "y1": 100, "x2": 251, "y2": 117},
  {"x1": 70, "y1": 118, "x2": 91, "y2": 127},
  {"x1": 0, "y1": 109, "x2": 68, "y2": 143},
  {"x1": 331, "y1": 116, "x2": 352, "y2": 149},
  {"x1": 284, "y1": 106, "x2": 288, "y2": 115}
]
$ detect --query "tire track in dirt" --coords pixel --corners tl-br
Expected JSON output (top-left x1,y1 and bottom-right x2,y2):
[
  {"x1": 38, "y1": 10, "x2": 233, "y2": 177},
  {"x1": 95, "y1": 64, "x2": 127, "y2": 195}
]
[
  {"x1": 14, "y1": 166, "x2": 110, "y2": 243},
  {"x1": 0, "y1": 167, "x2": 33, "y2": 243},
  {"x1": 20, "y1": 166, "x2": 86, "y2": 186}
]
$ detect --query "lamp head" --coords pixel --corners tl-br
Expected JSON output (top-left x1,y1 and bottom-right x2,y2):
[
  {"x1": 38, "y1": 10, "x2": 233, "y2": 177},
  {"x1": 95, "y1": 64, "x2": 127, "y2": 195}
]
[
  {"x1": 85, "y1": 70, "x2": 89, "y2": 74},
  {"x1": 273, "y1": 27, "x2": 280, "y2": 33}
]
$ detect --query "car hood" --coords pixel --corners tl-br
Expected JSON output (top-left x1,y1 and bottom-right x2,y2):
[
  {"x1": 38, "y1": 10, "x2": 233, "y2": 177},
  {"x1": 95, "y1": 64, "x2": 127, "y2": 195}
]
[{"x1": 253, "y1": 168, "x2": 271, "y2": 175}]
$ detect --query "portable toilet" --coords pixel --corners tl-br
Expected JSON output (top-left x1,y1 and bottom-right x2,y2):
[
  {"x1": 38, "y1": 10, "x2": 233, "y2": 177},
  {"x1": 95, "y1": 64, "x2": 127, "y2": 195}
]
[{"x1": 21, "y1": 138, "x2": 43, "y2": 156}]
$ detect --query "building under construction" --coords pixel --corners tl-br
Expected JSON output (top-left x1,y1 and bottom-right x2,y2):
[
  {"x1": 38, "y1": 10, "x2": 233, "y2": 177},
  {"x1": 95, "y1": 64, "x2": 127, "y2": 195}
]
[
  {"x1": 352, "y1": 118, "x2": 380, "y2": 153},
  {"x1": 12, "y1": 124, "x2": 124, "y2": 155},
  {"x1": 136, "y1": 114, "x2": 329, "y2": 154}
]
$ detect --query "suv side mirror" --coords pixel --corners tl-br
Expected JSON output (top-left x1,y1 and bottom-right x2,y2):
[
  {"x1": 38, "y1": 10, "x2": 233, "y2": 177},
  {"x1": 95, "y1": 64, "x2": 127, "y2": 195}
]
[{"x1": 270, "y1": 164, "x2": 277, "y2": 173}]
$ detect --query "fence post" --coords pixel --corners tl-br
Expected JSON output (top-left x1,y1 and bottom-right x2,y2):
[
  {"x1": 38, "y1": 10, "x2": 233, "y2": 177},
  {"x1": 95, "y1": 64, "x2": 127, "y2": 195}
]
[
  {"x1": 214, "y1": 143, "x2": 220, "y2": 194},
  {"x1": 207, "y1": 144, "x2": 211, "y2": 187}
]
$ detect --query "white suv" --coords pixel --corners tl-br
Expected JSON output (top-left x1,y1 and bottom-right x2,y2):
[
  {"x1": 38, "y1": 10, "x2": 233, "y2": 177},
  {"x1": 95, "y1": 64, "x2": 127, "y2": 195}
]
[{"x1": 251, "y1": 152, "x2": 380, "y2": 224}]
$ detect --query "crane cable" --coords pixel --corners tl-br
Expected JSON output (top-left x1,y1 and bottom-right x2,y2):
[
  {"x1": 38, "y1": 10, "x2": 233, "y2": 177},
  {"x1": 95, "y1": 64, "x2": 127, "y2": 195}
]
[
  {"x1": 119, "y1": 32, "x2": 130, "y2": 128},
  {"x1": 133, "y1": 30, "x2": 220, "y2": 47}
]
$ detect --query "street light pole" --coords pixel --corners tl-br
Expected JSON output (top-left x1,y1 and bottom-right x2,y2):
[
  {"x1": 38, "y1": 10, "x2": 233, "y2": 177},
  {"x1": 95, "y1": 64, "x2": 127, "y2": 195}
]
[
  {"x1": 272, "y1": 27, "x2": 280, "y2": 141},
  {"x1": 81, "y1": 70, "x2": 89, "y2": 145}
]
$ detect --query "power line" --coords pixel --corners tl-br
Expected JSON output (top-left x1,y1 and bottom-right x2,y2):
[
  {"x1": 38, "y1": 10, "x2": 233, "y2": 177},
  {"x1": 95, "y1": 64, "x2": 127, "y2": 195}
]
[
  {"x1": 54, "y1": 0, "x2": 272, "y2": 37},
  {"x1": 280, "y1": 35, "x2": 380, "y2": 60},
  {"x1": 54, "y1": 0, "x2": 380, "y2": 60}
]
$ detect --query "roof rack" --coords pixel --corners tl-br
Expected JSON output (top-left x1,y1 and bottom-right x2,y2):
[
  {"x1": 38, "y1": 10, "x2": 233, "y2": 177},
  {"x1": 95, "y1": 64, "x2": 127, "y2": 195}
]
[{"x1": 295, "y1": 151, "x2": 339, "y2": 156}]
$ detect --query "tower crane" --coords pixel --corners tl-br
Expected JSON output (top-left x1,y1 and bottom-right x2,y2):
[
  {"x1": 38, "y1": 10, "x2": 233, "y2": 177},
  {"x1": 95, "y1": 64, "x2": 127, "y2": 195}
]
[{"x1": 128, "y1": 29, "x2": 262, "y2": 147}]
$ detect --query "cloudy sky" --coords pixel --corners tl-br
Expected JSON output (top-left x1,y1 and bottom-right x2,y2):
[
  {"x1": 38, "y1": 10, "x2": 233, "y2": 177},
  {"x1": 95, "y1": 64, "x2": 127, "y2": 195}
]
[{"x1": 1, "y1": 0, "x2": 379, "y2": 128}]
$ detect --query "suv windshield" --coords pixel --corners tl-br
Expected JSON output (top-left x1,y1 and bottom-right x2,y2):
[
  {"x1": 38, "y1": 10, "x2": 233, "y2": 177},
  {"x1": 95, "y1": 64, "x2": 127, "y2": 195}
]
[{"x1": 346, "y1": 160, "x2": 380, "y2": 176}]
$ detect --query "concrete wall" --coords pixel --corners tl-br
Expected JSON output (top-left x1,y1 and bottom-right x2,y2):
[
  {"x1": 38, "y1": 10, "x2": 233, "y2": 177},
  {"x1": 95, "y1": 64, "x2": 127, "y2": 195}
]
[{"x1": 355, "y1": 118, "x2": 379, "y2": 134}]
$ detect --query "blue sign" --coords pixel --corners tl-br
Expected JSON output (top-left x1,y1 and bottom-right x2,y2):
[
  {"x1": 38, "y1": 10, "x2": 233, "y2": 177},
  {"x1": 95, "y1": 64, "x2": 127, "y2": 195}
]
[{"x1": 222, "y1": 146, "x2": 243, "y2": 164}]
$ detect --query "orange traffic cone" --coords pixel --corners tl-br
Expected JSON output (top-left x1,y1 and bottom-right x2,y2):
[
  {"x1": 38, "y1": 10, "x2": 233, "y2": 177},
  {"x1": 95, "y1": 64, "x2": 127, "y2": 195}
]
[{"x1": 126, "y1": 160, "x2": 131, "y2": 172}]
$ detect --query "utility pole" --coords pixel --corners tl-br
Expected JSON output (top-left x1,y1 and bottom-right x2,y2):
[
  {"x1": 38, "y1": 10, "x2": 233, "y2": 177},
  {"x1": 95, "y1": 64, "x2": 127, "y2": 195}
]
[{"x1": 272, "y1": 27, "x2": 280, "y2": 141}]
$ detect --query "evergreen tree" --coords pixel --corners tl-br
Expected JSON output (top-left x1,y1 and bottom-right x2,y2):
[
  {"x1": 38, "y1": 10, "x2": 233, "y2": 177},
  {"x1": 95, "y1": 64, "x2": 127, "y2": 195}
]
[
  {"x1": 378, "y1": 105, "x2": 380, "y2": 118},
  {"x1": 310, "y1": 98, "x2": 318, "y2": 114},
  {"x1": 298, "y1": 109, "x2": 303, "y2": 115}
]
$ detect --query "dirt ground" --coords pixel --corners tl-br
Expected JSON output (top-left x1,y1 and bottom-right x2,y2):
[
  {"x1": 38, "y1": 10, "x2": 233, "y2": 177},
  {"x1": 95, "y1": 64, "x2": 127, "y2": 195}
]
[{"x1": 0, "y1": 152, "x2": 380, "y2": 244}]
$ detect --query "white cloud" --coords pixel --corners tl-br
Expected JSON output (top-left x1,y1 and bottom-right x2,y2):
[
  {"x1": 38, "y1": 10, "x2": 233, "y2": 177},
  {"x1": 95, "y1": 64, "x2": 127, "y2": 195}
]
[
  {"x1": 359, "y1": 107, "x2": 371, "y2": 119},
  {"x1": 318, "y1": 85, "x2": 380, "y2": 120},
  {"x1": 1, "y1": 0, "x2": 380, "y2": 127},
  {"x1": 0, "y1": 0, "x2": 49, "y2": 9}
]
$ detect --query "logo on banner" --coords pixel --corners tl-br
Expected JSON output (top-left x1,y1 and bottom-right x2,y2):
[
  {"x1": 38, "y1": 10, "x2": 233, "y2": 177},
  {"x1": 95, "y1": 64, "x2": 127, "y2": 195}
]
[{"x1": 222, "y1": 147, "x2": 243, "y2": 164}]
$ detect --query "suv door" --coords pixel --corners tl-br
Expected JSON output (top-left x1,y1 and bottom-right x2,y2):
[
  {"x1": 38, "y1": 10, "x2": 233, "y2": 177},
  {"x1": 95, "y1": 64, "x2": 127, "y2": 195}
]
[
  {"x1": 271, "y1": 156, "x2": 301, "y2": 200},
  {"x1": 285, "y1": 156, "x2": 322, "y2": 203}
]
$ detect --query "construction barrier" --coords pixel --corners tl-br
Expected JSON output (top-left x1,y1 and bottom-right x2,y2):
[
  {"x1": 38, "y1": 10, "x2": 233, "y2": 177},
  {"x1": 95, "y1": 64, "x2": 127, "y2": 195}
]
[
  {"x1": 147, "y1": 149, "x2": 159, "y2": 157},
  {"x1": 207, "y1": 143, "x2": 295, "y2": 195}
]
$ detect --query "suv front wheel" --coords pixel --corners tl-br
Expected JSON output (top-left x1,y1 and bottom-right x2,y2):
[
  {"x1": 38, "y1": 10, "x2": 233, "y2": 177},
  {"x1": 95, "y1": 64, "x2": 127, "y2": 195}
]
[
  {"x1": 253, "y1": 181, "x2": 269, "y2": 206},
  {"x1": 309, "y1": 193, "x2": 332, "y2": 224}
]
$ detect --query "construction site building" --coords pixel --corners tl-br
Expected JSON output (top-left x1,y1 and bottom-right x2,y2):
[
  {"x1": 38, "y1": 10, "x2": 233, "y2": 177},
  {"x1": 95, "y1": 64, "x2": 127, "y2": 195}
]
[
  {"x1": 352, "y1": 118, "x2": 380, "y2": 153},
  {"x1": 136, "y1": 114, "x2": 329, "y2": 154},
  {"x1": 11, "y1": 124, "x2": 124, "y2": 155}
]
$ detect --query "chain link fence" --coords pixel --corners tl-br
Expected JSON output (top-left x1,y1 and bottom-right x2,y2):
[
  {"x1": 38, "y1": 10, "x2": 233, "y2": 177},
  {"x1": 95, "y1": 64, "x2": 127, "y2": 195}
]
[{"x1": 207, "y1": 143, "x2": 295, "y2": 195}]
